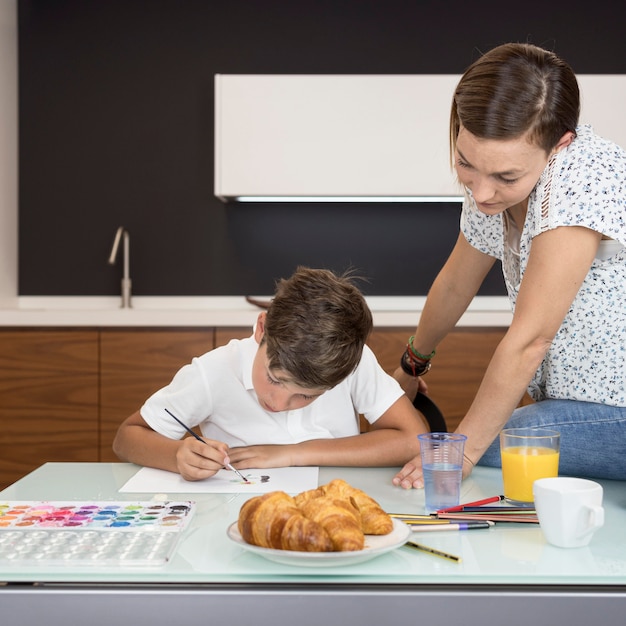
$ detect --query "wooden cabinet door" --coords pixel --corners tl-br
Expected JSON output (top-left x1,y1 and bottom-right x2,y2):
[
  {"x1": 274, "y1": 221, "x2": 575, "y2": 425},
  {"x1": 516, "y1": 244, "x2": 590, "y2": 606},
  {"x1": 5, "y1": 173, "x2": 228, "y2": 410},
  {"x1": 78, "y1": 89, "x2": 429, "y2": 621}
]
[
  {"x1": 0, "y1": 329, "x2": 99, "y2": 490},
  {"x1": 367, "y1": 327, "x2": 507, "y2": 432},
  {"x1": 215, "y1": 327, "x2": 253, "y2": 348},
  {"x1": 99, "y1": 328, "x2": 214, "y2": 462},
  {"x1": 0, "y1": 323, "x2": 517, "y2": 490}
]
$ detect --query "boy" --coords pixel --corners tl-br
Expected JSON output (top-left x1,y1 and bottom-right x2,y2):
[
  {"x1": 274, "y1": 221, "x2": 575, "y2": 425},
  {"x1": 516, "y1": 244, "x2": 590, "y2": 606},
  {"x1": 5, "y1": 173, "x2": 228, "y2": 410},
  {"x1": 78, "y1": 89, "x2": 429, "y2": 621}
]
[{"x1": 113, "y1": 267, "x2": 427, "y2": 480}]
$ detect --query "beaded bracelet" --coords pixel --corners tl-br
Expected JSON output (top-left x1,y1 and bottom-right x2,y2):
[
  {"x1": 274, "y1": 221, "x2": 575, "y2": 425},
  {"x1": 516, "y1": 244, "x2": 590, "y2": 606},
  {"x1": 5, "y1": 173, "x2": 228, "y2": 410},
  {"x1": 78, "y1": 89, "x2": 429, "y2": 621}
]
[
  {"x1": 400, "y1": 348, "x2": 431, "y2": 377},
  {"x1": 408, "y1": 336, "x2": 436, "y2": 361}
]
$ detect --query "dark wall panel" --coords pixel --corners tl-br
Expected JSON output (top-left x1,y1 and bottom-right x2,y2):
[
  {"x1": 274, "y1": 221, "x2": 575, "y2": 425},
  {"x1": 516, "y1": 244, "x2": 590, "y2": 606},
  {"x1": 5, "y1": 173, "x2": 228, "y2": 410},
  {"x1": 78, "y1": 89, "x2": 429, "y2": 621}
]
[{"x1": 18, "y1": 0, "x2": 626, "y2": 296}]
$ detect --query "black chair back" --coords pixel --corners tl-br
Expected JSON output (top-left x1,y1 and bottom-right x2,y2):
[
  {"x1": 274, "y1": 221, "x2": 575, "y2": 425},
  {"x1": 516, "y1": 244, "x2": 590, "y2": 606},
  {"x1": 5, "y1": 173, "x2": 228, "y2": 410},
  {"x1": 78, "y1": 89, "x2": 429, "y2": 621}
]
[{"x1": 413, "y1": 392, "x2": 447, "y2": 432}]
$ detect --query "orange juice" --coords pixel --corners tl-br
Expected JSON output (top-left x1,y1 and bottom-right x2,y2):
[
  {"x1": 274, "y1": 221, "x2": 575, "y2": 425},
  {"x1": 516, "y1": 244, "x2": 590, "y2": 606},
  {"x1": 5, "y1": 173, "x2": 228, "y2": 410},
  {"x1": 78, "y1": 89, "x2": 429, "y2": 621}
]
[{"x1": 501, "y1": 446, "x2": 560, "y2": 502}]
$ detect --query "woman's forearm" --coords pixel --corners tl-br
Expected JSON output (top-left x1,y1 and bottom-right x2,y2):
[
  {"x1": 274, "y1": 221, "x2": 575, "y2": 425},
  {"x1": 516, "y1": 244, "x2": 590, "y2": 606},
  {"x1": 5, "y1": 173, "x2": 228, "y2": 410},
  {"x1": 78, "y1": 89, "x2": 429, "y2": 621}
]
[
  {"x1": 456, "y1": 331, "x2": 550, "y2": 463},
  {"x1": 412, "y1": 234, "x2": 496, "y2": 354}
]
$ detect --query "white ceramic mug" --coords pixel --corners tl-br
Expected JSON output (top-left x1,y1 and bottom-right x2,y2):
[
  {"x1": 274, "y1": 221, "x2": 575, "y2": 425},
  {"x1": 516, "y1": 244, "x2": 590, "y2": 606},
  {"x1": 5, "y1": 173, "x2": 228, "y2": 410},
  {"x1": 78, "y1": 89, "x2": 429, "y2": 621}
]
[{"x1": 533, "y1": 477, "x2": 604, "y2": 548}]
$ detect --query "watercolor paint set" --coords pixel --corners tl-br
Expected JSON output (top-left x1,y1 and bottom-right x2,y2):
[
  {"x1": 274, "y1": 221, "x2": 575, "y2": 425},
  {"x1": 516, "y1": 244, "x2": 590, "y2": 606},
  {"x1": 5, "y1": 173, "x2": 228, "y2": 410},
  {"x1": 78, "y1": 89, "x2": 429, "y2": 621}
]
[{"x1": 0, "y1": 500, "x2": 195, "y2": 567}]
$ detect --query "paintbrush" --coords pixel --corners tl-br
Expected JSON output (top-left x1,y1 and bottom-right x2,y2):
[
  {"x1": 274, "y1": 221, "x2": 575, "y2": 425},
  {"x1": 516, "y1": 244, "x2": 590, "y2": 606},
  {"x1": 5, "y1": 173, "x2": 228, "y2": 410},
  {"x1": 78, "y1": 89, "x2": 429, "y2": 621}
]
[{"x1": 164, "y1": 408, "x2": 250, "y2": 483}]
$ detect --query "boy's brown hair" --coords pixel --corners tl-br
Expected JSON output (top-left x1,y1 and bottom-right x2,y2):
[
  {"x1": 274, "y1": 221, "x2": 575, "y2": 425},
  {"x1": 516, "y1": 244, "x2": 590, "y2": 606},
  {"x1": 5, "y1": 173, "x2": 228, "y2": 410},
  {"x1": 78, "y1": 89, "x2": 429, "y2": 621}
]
[{"x1": 263, "y1": 266, "x2": 373, "y2": 389}]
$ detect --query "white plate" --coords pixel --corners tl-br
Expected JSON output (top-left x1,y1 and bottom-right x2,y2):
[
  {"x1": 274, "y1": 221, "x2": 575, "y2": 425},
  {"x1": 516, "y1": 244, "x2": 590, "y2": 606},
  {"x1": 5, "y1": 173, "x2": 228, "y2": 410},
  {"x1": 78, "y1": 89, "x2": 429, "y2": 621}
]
[{"x1": 226, "y1": 518, "x2": 410, "y2": 567}]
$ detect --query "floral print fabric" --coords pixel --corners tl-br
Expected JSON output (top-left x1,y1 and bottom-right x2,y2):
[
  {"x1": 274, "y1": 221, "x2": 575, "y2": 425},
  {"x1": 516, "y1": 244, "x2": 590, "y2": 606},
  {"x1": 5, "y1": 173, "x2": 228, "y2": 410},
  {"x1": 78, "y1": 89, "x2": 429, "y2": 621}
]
[{"x1": 461, "y1": 126, "x2": 626, "y2": 406}]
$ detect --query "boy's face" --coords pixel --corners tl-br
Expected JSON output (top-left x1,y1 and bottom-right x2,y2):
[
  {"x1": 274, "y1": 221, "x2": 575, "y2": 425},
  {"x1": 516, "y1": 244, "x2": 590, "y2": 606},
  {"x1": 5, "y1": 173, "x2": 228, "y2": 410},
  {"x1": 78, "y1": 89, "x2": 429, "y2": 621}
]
[{"x1": 252, "y1": 313, "x2": 327, "y2": 413}]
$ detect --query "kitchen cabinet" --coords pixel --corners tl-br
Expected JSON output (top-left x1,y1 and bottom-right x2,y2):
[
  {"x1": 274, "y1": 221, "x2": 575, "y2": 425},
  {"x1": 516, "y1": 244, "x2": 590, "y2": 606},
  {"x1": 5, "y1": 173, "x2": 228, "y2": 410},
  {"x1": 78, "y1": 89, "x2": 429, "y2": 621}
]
[
  {"x1": 98, "y1": 327, "x2": 250, "y2": 463},
  {"x1": 215, "y1": 74, "x2": 626, "y2": 201},
  {"x1": 0, "y1": 330, "x2": 99, "y2": 489},
  {"x1": 215, "y1": 327, "x2": 252, "y2": 347},
  {"x1": 99, "y1": 329, "x2": 214, "y2": 462},
  {"x1": 0, "y1": 325, "x2": 511, "y2": 489},
  {"x1": 215, "y1": 74, "x2": 459, "y2": 200}
]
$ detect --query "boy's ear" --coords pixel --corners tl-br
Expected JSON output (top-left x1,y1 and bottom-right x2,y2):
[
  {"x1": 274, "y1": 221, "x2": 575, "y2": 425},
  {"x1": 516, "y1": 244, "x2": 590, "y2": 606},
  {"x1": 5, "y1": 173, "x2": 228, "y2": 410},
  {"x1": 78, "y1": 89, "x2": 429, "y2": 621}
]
[{"x1": 254, "y1": 312, "x2": 267, "y2": 343}]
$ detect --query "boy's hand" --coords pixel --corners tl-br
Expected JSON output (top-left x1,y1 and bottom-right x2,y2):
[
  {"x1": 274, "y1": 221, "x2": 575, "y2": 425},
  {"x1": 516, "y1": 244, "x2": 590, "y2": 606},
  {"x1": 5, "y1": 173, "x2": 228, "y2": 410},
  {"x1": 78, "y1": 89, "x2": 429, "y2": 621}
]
[
  {"x1": 175, "y1": 437, "x2": 231, "y2": 481},
  {"x1": 227, "y1": 444, "x2": 294, "y2": 469},
  {"x1": 392, "y1": 456, "x2": 424, "y2": 490}
]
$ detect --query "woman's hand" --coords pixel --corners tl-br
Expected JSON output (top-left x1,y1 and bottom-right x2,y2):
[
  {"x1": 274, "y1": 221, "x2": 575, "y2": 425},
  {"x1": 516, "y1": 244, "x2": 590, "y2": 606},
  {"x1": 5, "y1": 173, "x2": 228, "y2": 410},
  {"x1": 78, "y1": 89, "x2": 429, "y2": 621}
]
[
  {"x1": 462, "y1": 453, "x2": 475, "y2": 479},
  {"x1": 392, "y1": 445, "x2": 475, "y2": 490},
  {"x1": 392, "y1": 455, "x2": 424, "y2": 489},
  {"x1": 393, "y1": 367, "x2": 428, "y2": 401}
]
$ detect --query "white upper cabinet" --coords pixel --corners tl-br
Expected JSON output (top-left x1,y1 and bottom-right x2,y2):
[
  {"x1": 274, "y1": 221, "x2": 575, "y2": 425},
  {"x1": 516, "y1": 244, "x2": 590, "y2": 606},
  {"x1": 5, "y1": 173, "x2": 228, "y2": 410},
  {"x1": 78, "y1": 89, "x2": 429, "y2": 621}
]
[{"x1": 214, "y1": 74, "x2": 626, "y2": 202}]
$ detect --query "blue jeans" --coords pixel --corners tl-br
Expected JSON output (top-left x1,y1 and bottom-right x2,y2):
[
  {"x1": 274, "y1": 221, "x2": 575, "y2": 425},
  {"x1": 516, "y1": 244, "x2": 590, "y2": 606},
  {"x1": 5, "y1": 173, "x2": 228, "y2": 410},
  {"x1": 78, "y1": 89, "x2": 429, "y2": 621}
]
[{"x1": 478, "y1": 399, "x2": 626, "y2": 480}]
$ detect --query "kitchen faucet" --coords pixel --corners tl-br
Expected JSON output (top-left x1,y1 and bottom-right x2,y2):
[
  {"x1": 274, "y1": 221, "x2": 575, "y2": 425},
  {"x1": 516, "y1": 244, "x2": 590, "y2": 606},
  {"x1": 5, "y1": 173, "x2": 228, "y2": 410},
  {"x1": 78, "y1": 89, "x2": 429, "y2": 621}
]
[{"x1": 108, "y1": 226, "x2": 132, "y2": 308}]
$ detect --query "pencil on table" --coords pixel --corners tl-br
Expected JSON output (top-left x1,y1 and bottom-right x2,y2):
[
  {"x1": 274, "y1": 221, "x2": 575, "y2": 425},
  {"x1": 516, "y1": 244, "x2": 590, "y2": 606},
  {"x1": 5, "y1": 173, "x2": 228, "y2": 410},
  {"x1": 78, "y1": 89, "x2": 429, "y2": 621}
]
[
  {"x1": 437, "y1": 495, "x2": 505, "y2": 513},
  {"x1": 404, "y1": 541, "x2": 462, "y2": 563},
  {"x1": 410, "y1": 521, "x2": 493, "y2": 532}
]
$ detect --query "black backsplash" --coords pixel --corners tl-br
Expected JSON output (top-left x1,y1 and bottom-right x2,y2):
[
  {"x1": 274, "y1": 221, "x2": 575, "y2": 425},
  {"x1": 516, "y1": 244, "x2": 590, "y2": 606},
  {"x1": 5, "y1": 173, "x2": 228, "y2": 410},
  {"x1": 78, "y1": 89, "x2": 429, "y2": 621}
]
[{"x1": 18, "y1": 0, "x2": 625, "y2": 296}]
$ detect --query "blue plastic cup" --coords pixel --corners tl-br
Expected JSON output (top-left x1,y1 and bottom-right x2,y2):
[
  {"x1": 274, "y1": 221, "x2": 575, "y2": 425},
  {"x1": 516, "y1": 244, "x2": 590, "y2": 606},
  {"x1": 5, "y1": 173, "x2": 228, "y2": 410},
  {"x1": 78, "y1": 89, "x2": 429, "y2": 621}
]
[{"x1": 418, "y1": 432, "x2": 467, "y2": 514}]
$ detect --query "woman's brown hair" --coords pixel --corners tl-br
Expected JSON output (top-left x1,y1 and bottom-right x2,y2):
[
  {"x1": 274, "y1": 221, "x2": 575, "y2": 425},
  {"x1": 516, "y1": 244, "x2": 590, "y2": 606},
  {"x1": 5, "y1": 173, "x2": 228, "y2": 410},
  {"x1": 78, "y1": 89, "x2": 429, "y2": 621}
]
[{"x1": 450, "y1": 43, "x2": 580, "y2": 157}]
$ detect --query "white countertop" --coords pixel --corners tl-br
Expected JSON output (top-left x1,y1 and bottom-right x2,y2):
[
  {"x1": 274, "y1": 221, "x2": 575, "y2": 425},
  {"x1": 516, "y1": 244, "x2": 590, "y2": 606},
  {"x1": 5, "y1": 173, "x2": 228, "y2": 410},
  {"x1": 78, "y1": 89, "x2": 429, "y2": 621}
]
[{"x1": 0, "y1": 296, "x2": 512, "y2": 327}]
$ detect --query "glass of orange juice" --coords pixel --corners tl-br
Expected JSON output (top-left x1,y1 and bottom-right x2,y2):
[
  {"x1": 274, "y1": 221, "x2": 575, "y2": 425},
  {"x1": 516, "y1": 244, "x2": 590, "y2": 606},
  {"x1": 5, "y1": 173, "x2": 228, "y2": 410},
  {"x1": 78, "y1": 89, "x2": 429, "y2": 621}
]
[{"x1": 500, "y1": 428, "x2": 560, "y2": 503}]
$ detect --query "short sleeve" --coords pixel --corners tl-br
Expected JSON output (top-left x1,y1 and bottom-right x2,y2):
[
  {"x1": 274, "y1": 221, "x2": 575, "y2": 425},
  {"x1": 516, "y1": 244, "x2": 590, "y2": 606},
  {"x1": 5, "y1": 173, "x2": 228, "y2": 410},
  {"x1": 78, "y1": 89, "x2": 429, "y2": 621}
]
[
  {"x1": 531, "y1": 125, "x2": 626, "y2": 245},
  {"x1": 460, "y1": 193, "x2": 505, "y2": 260}
]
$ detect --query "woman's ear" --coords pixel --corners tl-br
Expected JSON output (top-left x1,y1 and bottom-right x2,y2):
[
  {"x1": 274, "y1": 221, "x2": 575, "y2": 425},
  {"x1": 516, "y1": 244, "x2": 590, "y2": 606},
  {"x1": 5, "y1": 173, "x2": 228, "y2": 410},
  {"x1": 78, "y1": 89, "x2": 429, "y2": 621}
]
[
  {"x1": 553, "y1": 130, "x2": 575, "y2": 154},
  {"x1": 254, "y1": 312, "x2": 267, "y2": 343}
]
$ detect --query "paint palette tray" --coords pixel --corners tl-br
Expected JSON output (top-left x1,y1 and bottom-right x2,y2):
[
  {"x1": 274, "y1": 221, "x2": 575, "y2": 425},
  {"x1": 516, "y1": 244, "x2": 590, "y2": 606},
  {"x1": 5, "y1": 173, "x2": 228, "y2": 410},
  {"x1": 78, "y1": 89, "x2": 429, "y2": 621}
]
[{"x1": 0, "y1": 500, "x2": 195, "y2": 567}]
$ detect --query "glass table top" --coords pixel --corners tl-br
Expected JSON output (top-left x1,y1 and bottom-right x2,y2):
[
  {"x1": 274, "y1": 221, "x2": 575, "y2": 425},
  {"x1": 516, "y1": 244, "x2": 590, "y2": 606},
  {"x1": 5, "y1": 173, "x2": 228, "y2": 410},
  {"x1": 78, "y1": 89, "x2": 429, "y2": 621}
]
[{"x1": 1, "y1": 462, "x2": 625, "y2": 586}]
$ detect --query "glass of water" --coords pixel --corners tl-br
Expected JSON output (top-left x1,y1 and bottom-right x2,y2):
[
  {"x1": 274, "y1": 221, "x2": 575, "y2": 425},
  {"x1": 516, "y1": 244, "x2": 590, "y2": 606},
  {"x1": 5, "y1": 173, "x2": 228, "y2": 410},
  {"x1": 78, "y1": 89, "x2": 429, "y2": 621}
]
[{"x1": 418, "y1": 432, "x2": 467, "y2": 514}]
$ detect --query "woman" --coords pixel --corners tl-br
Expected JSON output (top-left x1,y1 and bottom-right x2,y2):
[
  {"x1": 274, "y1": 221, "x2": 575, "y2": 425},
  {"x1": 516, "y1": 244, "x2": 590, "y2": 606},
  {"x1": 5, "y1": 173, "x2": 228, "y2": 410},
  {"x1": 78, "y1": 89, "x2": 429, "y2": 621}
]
[{"x1": 393, "y1": 42, "x2": 626, "y2": 489}]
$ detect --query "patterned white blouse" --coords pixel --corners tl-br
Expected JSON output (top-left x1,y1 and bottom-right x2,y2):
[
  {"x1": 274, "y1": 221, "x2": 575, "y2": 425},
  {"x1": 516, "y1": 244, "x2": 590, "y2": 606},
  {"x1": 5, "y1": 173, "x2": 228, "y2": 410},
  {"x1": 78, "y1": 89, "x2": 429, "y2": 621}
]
[{"x1": 461, "y1": 125, "x2": 626, "y2": 406}]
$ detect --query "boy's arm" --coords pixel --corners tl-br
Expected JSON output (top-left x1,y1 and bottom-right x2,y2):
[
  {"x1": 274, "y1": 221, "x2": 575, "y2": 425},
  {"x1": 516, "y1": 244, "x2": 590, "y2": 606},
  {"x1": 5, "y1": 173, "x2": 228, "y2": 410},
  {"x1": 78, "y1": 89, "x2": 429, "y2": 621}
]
[
  {"x1": 227, "y1": 394, "x2": 427, "y2": 468},
  {"x1": 113, "y1": 410, "x2": 233, "y2": 481}
]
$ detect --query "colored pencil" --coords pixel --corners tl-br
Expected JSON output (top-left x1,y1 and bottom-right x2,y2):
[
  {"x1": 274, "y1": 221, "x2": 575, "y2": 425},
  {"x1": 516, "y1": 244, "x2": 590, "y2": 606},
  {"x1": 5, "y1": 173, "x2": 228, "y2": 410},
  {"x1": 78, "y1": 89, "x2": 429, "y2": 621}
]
[
  {"x1": 404, "y1": 541, "x2": 462, "y2": 563},
  {"x1": 410, "y1": 522, "x2": 492, "y2": 532},
  {"x1": 437, "y1": 512, "x2": 539, "y2": 523},
  {"x1": 164, "y1": 408, "x2": 250, "y2": 483},
  {"x1": 438, "y1": 509, "x2": 537, "y2": 518},
  {"x1": 437, "y1": 495, "x2": 505, "y2": 513},
  {"x1": 397, "y1": 517, "x2": 493, "y2": 525},
  {"x1": 395, "y1": 517, "x2": 464, "y2": 526},
  {"x1": 446, "y1": 506, "x2": 534, "y2": 513}
]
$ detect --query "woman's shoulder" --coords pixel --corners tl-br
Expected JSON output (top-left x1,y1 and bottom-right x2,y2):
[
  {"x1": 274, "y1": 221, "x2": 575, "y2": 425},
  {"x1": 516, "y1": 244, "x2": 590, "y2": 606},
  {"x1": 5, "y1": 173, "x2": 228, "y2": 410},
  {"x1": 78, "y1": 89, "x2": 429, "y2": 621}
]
[
  {"x1": 530, "y1": 125, "x2": 626, "y2": 237},
  {"x1": 565, "y1": 125, "x2": 626, "y2": 174}
]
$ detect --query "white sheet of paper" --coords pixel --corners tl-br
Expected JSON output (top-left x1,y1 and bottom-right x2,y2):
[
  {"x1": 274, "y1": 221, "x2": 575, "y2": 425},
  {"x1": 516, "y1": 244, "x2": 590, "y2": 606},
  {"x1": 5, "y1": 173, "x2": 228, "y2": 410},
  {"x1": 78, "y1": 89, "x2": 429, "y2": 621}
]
[{"x1": 119, "y1": 466, "x2": 319, "y2": 494}]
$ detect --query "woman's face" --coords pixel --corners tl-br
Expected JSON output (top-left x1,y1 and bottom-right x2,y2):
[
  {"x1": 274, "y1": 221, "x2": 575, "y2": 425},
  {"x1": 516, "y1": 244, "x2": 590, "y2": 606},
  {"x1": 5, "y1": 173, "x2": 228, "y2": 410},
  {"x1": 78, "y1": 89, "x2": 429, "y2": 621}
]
[{"x1": 454, "y1": 126, "x2": 552, "y2": 215}]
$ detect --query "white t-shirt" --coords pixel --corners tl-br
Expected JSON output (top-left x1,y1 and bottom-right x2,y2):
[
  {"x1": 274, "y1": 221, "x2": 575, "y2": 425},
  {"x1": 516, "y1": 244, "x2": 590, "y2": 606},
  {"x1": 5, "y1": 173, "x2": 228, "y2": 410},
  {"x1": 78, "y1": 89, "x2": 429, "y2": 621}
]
[
  {"x1": 141, "y1": 333, "x2": 405, "y2": 446},
  {"x1": 461, "y1": 125, "x2": 626, "y2": 406}
]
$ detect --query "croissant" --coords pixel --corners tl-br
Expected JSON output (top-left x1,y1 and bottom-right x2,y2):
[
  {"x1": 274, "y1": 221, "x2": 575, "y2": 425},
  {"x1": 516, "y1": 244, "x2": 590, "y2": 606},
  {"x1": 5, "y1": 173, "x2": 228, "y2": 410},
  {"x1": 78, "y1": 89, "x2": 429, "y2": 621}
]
[
  {"x1": 279, "y1": 512, "x2": 333, "y2": 552},
  {"x1": 237, "y1": 481, "x2": 393, "y2": 553},
  {"x1": 320, "y1": 479, "x2": 394, "y2": 535},
  {"x1": 238, "y1": 491, "x2": 333, "y2": 552},
  {"x1": 299, "y1": 495, "x2": 364, "y2": 551},
  {"x1": 293, "y1": 487, "x2": 324, "y2": 508}
]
